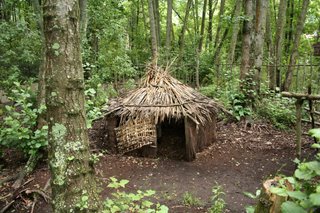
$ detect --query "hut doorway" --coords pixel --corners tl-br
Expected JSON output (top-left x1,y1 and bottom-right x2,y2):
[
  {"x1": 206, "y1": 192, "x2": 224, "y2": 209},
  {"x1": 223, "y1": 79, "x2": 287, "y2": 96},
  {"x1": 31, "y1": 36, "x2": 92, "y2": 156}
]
[{"x1": 157, "y1": 119, "x2": 186, "y2": 160}]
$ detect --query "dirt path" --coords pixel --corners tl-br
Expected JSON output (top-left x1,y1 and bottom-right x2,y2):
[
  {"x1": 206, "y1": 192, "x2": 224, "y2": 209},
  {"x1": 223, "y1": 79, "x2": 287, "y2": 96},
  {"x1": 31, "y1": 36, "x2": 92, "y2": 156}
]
[{"x1": 0, "y1": 121, "x2": 314, "y2": 212}]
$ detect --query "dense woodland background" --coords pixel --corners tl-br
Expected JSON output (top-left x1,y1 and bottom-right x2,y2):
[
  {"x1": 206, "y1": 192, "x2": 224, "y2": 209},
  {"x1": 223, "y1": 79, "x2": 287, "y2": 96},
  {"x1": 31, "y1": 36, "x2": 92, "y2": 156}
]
[{"x1": 0, "y1": 0, "x2": 320, "y2": 212}]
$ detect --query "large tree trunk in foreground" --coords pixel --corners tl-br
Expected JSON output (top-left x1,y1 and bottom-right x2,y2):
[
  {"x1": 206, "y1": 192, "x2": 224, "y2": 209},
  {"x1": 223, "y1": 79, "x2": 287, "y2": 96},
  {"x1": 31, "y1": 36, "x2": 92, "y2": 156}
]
[
  {"x1": 43, "y1": 0, "x2": 101, "y2": 212},
  {"x1": 282, "y1": 0, "x2": 310, "y2": 91}
]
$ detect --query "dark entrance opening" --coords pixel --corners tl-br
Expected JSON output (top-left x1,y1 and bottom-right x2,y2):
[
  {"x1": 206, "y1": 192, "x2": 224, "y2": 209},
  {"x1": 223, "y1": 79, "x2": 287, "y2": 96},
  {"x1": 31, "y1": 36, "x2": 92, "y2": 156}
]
[{"x1": 157, "y1": 119, "x2": 185, "y2": 160}]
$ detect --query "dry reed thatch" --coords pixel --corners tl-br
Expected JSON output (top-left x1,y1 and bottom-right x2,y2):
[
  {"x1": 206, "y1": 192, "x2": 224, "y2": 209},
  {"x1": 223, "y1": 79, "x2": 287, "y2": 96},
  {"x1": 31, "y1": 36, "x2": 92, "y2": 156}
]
[{"x1": 105, "y1": 64, "x2": 219, "y2": 125}]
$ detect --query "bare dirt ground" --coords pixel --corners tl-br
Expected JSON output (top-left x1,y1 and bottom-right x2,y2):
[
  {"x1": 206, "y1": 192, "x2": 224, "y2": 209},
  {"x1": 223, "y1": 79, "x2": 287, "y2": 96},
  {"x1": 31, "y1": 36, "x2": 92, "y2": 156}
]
[{"x1": 0, "y1": 120, "x2": 315, "y2": 212}]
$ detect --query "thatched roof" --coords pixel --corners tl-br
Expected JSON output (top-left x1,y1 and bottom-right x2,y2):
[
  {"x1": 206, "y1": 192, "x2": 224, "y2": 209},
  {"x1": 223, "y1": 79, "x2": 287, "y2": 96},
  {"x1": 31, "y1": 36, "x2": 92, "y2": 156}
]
[{"x1": 105, "y1": 65, "x2": 219, "y2": 125}]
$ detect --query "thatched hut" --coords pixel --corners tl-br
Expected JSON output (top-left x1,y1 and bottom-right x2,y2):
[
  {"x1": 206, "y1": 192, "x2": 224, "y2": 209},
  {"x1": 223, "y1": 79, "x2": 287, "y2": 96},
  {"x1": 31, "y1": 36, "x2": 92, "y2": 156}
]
[{"x1": 102, "y1": 65, "x2": 218, "y2": 161}]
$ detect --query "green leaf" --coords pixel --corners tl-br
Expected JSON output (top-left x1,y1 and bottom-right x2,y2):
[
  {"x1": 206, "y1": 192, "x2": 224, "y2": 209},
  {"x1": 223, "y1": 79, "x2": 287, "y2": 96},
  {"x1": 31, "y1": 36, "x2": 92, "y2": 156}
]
[
  {"x1": 270, "y1": 187, "x2": 288, "y2": 197},
  {"x1": 142, "y1": 200, "x2": 153, "y2": 208},
  {"x1": 245, "y1": 206, "x2": 255, "y2": 213},
  {"x1": 52, "y1": 43, "x2": 60, "y2": 50},
  {"x1": 281, "y1": 201, "x2": 306, "y2": 213},
  {"x1": 243, "y1": 192, "x2": 257, "y2": 199},
  {"x1": 311, "y1": 143, "x2": 320, "y2": 149},
  {"x1": 287, "y1": 191, "x2": 307, "y2": 200},
  {"x1": 119, "y1": 179, "x2": 129, "y2": 187},
  {"x1": 310, "y1": 193, "x2": 320, "y2": 206},
  {"x1": 294, "y1": 169, "x2": 314, "y2": 180}
]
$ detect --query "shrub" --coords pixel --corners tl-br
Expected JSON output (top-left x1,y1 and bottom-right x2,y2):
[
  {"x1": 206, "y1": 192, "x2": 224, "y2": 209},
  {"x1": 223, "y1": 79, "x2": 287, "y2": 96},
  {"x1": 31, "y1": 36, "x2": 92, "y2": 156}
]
[{"x1": 0, "y1": 81, "x2": 47, "y2": 156}]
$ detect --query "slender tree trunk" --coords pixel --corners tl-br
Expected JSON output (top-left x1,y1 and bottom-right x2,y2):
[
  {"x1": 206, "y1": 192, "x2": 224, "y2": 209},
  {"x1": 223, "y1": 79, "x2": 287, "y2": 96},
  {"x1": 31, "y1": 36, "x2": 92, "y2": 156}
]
[
  {"x1": 153, "y1": 0, "x2": 161, "y2": 47},
  {"x1": 228, "y1": 0, "x2": 242, "y2": 64},
  {"x1": 207, "y1": 0, "x2": 213, "y2": 46},
  {"x1": 165, "y1": 0, "x2": 173, "y2": 58},
  {"x1": 285, "y1": 0, "x2": 294, "y2": 54},
  {"x1": 148, "y1": 0, "x2": 158, "y2": 63},
  {"x1": 240, "y1": 0, "x2": 253, "y2": 81},
  {"x1": 214, "y1": 0, "x2": 225, "y2": 48},
  {"x1": 273, "y1": 0, "x2": 287, "y2": 90},
  {"x1": 43, "y1": 0, "x2": 101, "y2": 211},
  {"x1": 283, "y1": 0, "x2": 310, "y2": 91},
  {"x1": 198, "y1": 0, "x2": 207, "y2": 52},
  {"x1": 79, "y1": 0, "x2": 88, "y2": 37},
  {"x1": 195, "y1": 0, "x2": 207, "y2": 88},
  {"x1": 178, "y1": 0, "x2": 193, "y2": 59},
  {"x1": 266, "y1": 5, "x2": 276, "y2": 90},
  {"x1": 253, "y1": 0, "x2": 268, "y2": 93}
]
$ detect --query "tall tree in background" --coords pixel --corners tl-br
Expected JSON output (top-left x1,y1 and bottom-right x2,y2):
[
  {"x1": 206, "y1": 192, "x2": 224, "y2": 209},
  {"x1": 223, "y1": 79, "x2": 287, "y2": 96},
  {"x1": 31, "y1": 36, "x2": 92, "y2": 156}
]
[
  {"x1": 43, "y1": 0, "x2": 101, "y2": 211},
  {"x1": 178, "y1": 0, "x2": 192, "y2": 59},
  {"x1": 206, "y1": 0, "x2": 218, "y2": 48},
  {"x1": 148, "y1": 0, "x2": 158, "y2": 63},
  {"x1": 283, "y1": 0, "x2": 310, "y2": 91},
  {"x1": 240, "y1": 0, "x2": 253, "y2": 81},
  {"x1": 214, "y1": 0, "x2": 225, "y2": 48},
  {"x1": 273, "y1": 0, "x2": 287, "y2": 90},
  {"x1": 165, "y1": 0, "x2": 173, "y2": 58},
  {"x1": 195, "y1": 0, "x2": 207, "y2": 88},
  {"x1": 252, "y1": 0, "x2": 268, "y2": 93},
  {"x1": 227, "y1": 0, "x2": 242, "y2": 64}
]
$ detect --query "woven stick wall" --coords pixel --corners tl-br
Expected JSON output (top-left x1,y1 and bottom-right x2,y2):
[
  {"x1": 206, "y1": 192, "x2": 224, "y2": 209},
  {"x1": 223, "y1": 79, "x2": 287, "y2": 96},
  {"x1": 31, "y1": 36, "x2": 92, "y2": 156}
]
[{"x1": 115, "y1": 119, "x2": 156, "y2": 154}]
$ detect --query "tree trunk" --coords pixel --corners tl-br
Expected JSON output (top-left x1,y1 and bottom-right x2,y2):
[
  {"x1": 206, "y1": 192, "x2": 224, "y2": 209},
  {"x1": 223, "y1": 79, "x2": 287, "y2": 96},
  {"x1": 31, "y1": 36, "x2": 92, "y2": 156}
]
[
  {"x1": 240, "y1": 0, "x2": 253, "y2": 81},
  {"x1": 79, "y1": 0, "x2": 88, "y2": 37},
  {"x1": 195, "y1": 0, "x2": 207, "y2": 88},
  {"x1": 253, "y1": 0, "x2": 268, "y2": 93},
  {"x1": 273, "y1": 0, "x2": 287, "y2": 90},
  {"x1": 227, "y1": 0, "x2": 242, "y2": 64},
  {"x1": 254, "y1": 178, "x2": 288, "y2": 213},
  {"x1": 213, "y1": 0, "x2": 225, "y2": 48},
  {"x1": 178, "y1": 0, "x2": 193, "y2": 58},
  {"x1": 282, "y1": 0, "x2": 310, "y2": 91},
  {"x1": 266, "y1": 5, "x2": 276, "y2": 90},
  {"x1": 206, "y1": 0, "x2": 218, "y2": 48},
  {"x1": 153, "y1": 0, "x2": 161, "y2": 47},
  {"x1": 148, "y1": 0, "x2": 158, "y2": 63},
  {"x1": 165, "y1": 0, "x2": 173, "y2": 58},
  {"x1": 43, "y1": 0, "x2": 101, "y2": 211}
]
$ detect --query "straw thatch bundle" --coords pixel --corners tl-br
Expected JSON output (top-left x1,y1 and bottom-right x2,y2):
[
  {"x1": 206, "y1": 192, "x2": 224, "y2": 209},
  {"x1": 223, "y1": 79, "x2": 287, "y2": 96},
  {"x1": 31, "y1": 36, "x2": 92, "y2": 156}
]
[{"x1": 105, "y1": 65, "x2": 219, "y2": 125}]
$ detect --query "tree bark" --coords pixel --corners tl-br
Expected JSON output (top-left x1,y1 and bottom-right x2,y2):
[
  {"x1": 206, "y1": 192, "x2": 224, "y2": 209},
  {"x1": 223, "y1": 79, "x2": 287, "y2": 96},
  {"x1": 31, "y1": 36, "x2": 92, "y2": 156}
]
[
  {"x1": 273, "y1": 0, "x2": 287, "y2": 90},
  {"x1": 266, "y1": 5, "x2": 276, "y2": 90},
  {"x1": 43, "y1": 0, "x2": 101, "y2": 211},
  {"x1": 214, "y1": 0, "x2": 225, "y2": 48},
  {"x1": 253, "y1": 0, "x2": 268, "y2": 93},
  {"x1": 227, "y1": 0, "x2": 242, "y2": 64},
  {"x1": 165, "y1": 0, "x2": 173, "y2": 58},
  {"x1": 206, "y1": 0, "x2": 218, "y2": 48},
  {"x1": 178, "y1": 0, "x2": 193, "y2": 58},
  {"x1": 240, "y1": 0, "x2": 253, "y2": 81},
  {"x1": 153, "y1": 0, "x2": 161, "y2": 47},
  {"x1": 148, "y1": 0, "x2": 158, "y2": 63},
  {"x1": 79, "y1": 0, "x2": 88, "y2": 37},
  {"x1": 282, "y1": 0, "x2": 310, "y2": 91},
  {"x1": 195, "y1": 0, "x2": 207, "y2": 88}
]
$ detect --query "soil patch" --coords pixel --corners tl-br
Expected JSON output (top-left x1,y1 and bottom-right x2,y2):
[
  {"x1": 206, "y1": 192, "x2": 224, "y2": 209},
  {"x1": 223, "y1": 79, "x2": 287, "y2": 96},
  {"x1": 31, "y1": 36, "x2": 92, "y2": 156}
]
[{"x1": 0, "y1": 121, "x2": 315, "y2": 212}]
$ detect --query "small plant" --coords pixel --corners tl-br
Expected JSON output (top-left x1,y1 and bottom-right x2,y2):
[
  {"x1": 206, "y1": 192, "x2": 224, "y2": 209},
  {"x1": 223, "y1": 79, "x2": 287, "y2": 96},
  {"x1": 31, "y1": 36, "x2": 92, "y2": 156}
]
[
  {"x1": 104, "y1": 177, "x2": 168, "y2": 213},
  {"x1": 230, "y1": 92, "x2": 252, "y2": 121},
  {"x1": 209, "y1": 184, "x2": 226, "y2": 213},
  {"x1": 182, "y1": 191, "x2": 202, "y2": 207}
]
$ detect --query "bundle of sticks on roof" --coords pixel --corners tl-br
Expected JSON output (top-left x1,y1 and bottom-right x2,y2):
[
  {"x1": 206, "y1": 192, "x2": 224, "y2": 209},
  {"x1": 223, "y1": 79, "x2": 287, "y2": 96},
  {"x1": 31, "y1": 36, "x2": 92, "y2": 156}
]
[{"x1": 105, "y1": 64, "x2": 222, "y2": 125}]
